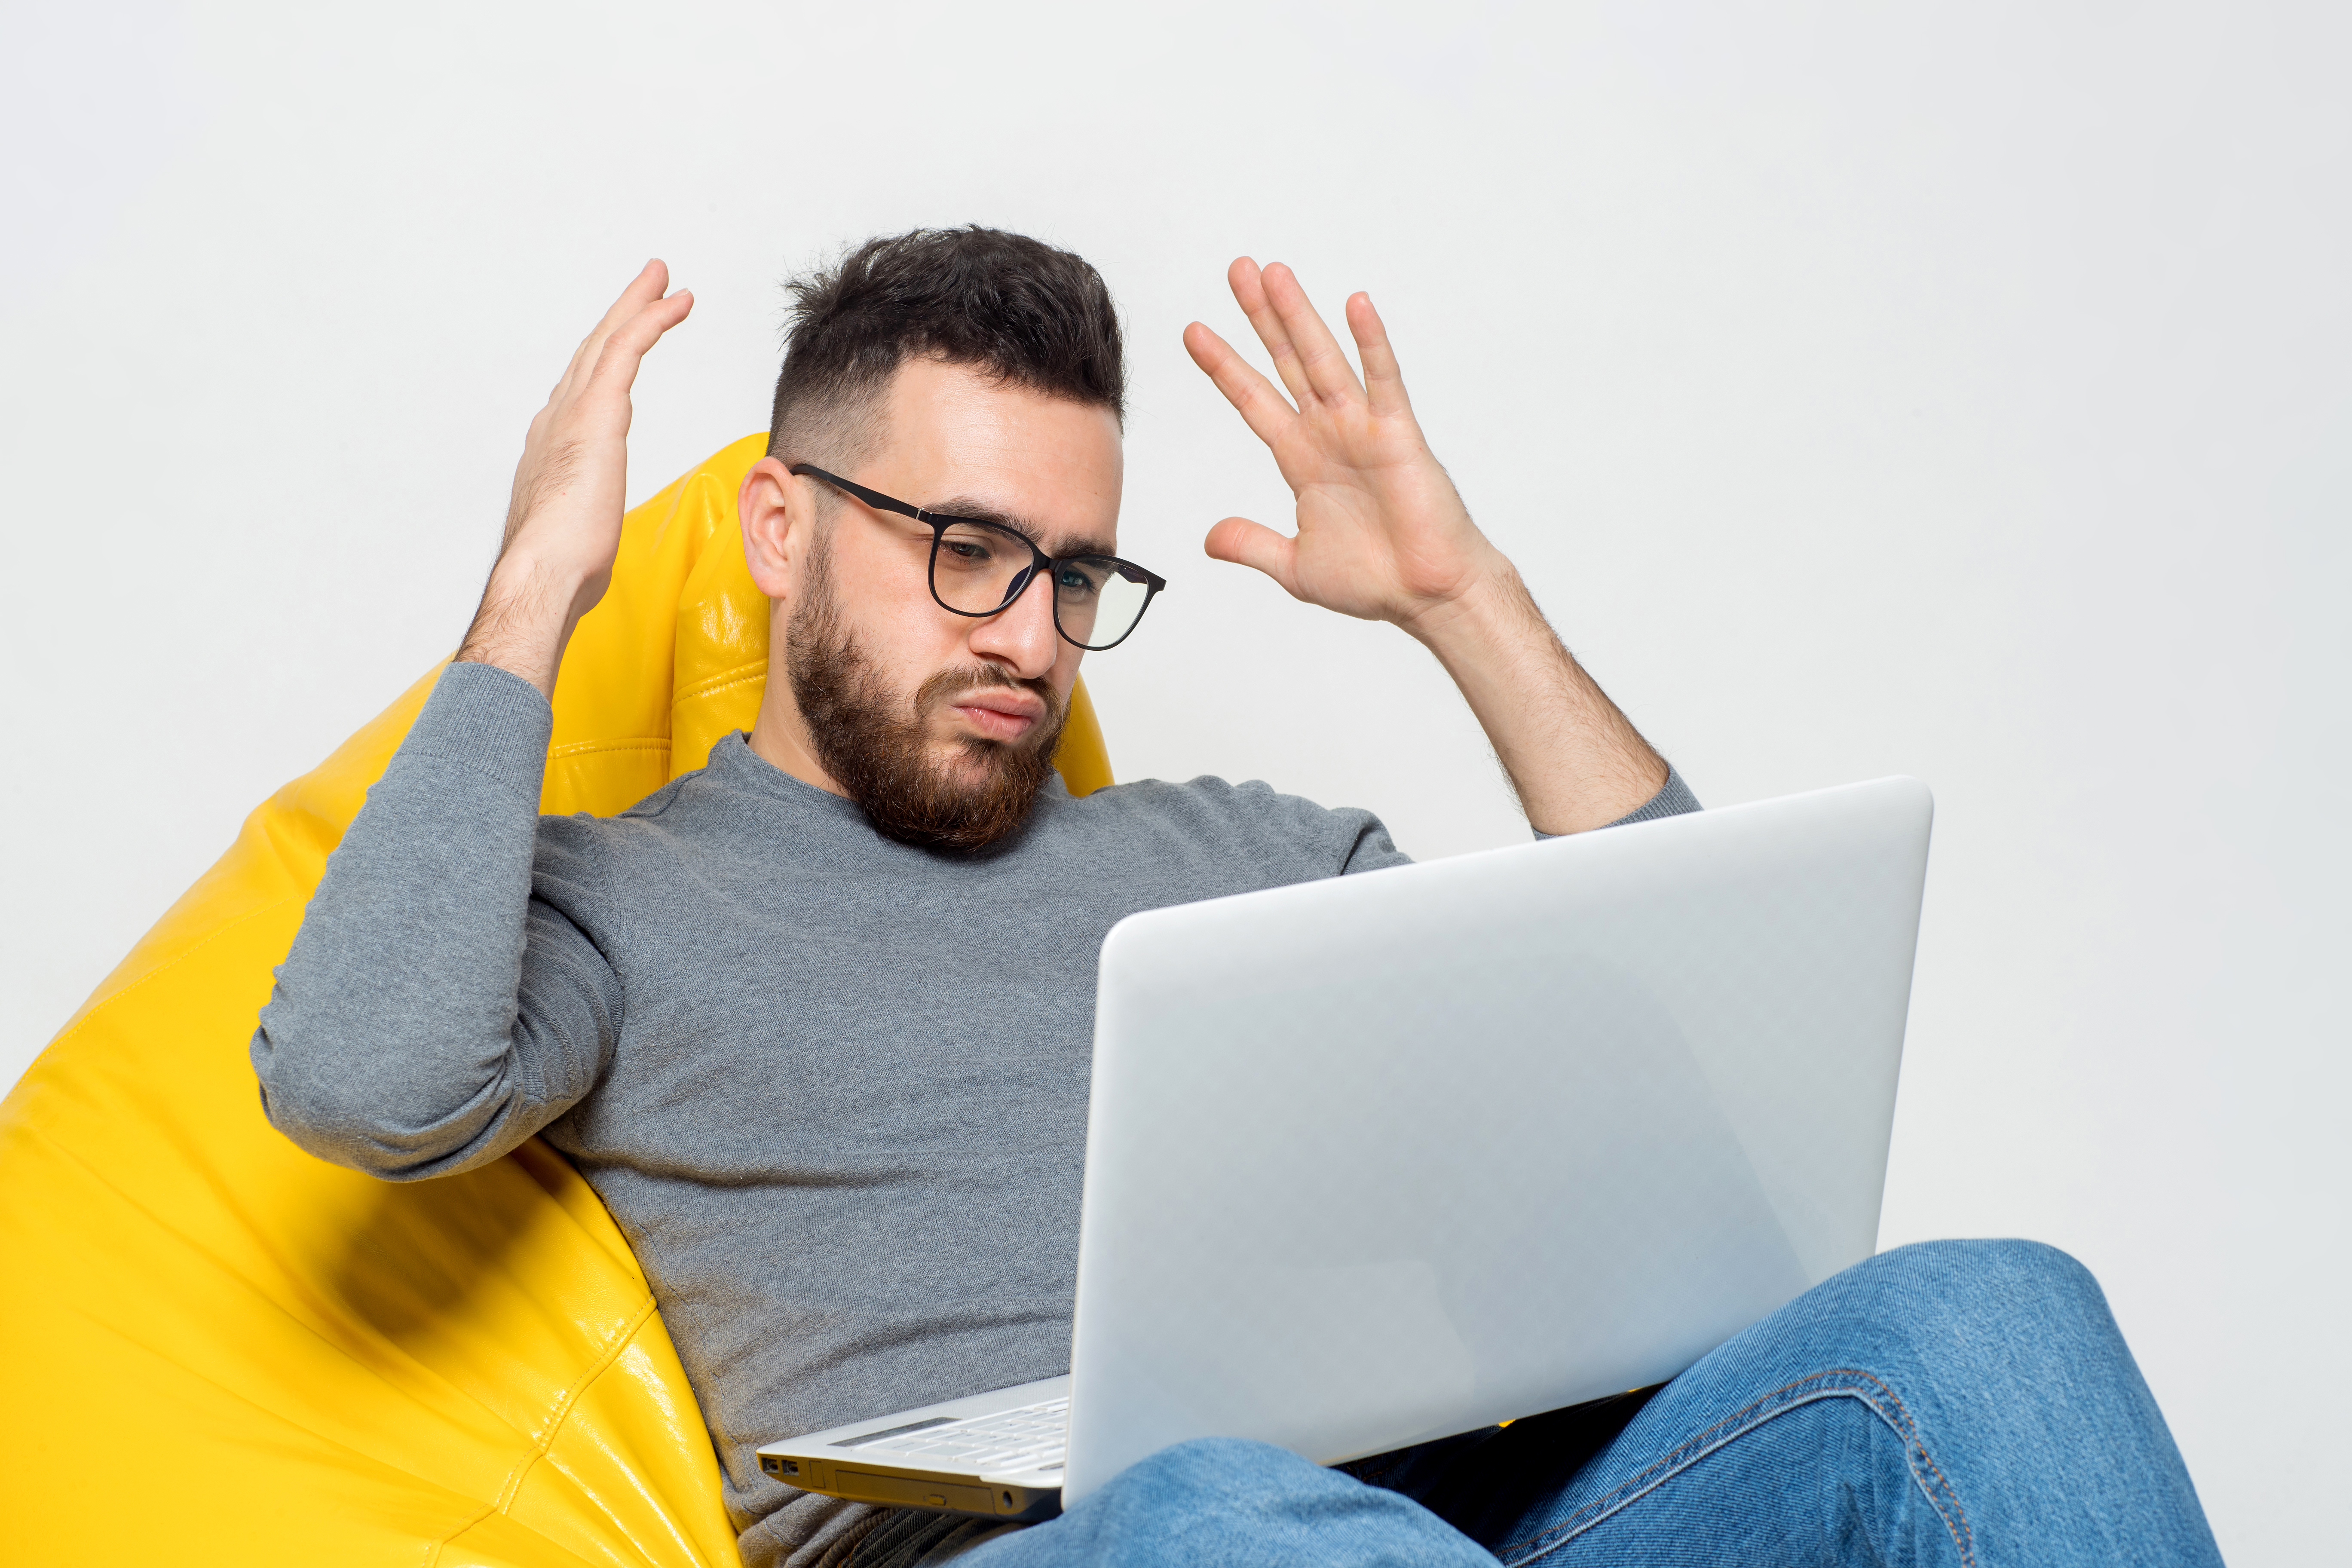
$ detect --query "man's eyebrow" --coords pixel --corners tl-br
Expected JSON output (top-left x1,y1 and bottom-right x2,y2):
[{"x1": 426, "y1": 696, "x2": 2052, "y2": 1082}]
[{"x1": 928, "y1": 494, "x2": 1117, "y2": 559}]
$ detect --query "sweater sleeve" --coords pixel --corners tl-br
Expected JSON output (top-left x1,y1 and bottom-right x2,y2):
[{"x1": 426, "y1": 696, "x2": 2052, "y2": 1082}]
[
  {"x1": 250, "y1": 661, "x2": 623, "y2": 1180},
  {"x1": 1534, "y1": 766, "x2": 1704, "y2": 841},
  {"x1": 1602, "y1": 765, "x2": 1702, "y2": 827}
]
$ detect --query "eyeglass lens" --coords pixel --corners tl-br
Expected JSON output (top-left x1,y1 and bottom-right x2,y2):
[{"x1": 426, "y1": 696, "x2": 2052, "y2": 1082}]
[{"x1": 932, "y1": 522, "x2": 1155, "y2": 649}]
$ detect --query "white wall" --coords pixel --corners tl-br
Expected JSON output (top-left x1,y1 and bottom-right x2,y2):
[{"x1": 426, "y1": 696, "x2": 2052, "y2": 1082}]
[{"x1": 4, "y1": 2, "x2": 2344, "y2": 1558}]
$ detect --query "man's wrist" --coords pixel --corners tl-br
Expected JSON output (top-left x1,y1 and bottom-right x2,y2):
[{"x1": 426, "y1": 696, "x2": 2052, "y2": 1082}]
[
  {"x1": 1393, "y1": 553, "x2": 1539, "y2": 661},
  {"x1": 456, "y1": 554, "x2": 598, "y2": 697},
  {"x1": 1390, "y1": 550, "x2": 1670, "y2": 834}
]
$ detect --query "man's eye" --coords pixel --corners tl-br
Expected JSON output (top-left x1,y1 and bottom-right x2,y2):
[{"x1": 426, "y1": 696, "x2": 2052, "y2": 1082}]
[
  {"x1": 940, "y1": 536, "x2": 993, "y2": 563},
  {"x1": 1056, "y1": 564, "x2": 1099, "y2": 594}
]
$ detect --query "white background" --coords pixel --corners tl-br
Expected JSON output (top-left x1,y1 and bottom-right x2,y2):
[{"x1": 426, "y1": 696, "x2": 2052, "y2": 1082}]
[{"x1": 4, "y1": 2, "x2": 2344, "y2": 1558}]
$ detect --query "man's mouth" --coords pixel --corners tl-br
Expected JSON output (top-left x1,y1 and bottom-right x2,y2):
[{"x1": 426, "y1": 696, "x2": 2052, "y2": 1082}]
[{"x1": 946, "y1": 689, "x2": 1047, "y2": 742}]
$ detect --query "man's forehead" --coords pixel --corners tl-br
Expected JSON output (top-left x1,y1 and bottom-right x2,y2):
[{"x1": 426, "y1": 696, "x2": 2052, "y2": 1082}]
[{"x1": 878, "y1": 360, "x2": 1124, "y2": 552}]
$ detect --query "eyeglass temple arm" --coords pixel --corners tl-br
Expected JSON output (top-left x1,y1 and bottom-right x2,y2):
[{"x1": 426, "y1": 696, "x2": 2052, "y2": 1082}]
[{"x1": 785, "y1": 464, "x2": 930, "y2": 524}]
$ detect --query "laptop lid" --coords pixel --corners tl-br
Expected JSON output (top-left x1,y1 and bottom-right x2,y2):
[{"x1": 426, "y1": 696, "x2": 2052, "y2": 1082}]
[{"x1": 1062, "y1": 776, "x2": 1933, "y2": 1502}]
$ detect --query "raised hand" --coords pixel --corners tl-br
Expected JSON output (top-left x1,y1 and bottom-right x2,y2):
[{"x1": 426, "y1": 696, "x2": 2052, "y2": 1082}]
[
  {"x1": 458, "y1": 260, "x2": 695, "y2": 695},
  {"x1": 1187, "y1": 258, "x2": 1669, "y2": 834},
  {"x1": 1182, "y1": 259, "x2": 1506, "y2": 637}
]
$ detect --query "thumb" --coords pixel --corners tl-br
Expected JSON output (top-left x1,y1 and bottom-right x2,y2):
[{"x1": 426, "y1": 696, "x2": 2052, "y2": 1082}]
[{"x1": 1205, "y1": 515, "x2": 1300, "y2": 597}]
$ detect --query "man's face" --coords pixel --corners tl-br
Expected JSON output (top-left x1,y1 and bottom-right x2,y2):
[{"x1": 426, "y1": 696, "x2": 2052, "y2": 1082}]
[{"x1": 741, "y1": 357, "x2": 1126, "y2": 848}]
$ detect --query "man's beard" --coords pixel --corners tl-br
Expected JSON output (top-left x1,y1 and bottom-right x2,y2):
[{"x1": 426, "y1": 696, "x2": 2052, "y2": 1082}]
[{"x1": 785, "y1": 539, "x2": 1067, "y2": 854}]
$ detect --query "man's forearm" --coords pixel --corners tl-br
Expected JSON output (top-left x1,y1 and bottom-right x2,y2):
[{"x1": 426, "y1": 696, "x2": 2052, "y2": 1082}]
[
  {"x1": 455, "y1": 553, "x2": 599, "y2": 698},
  {"x1": 250, "y1": 664, "x2": 615, "y2": 1179},
  {"x1": 1404, "y1": 563, "x2": 1668, "y2": 836},
  {"x1": 251, "y1": 264, "x2": 677, "y2": 1173}
]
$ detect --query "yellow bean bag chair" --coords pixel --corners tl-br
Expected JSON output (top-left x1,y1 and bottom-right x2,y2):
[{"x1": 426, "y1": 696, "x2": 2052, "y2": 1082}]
[{"x1": 0, "y1": 435, "x2": 1114, "y2": 1567}]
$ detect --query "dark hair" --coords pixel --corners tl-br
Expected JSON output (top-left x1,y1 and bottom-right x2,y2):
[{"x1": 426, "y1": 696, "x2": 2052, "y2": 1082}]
[{"x1": 767, "y1": 227, "x2": 1125, "y2": 469}]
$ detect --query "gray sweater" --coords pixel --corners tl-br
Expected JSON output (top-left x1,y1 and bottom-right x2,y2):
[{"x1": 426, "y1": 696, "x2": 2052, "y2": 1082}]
[{"x1": 251, "y1": 660, "x2": 1697, "y2": 1565}]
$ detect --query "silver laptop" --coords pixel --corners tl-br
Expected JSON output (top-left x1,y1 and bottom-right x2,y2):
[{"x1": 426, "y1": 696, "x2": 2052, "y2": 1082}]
[{"x1": 759, "y1": 777, "x2": 1933, "y2": 1519}]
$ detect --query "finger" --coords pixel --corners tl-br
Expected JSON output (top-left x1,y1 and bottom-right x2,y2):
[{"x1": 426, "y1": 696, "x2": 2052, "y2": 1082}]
[
  {"x1": 1259, "y1": 263, "x2": 1364, "y2": 409},
  {"x1": 1345, "y1": 292, "x2": 1412, "y2": 419},
  {"x1": 1183, "y1": 321, "x2": 1297, "y2": 450},
  {"x1": 585, "y1": 289, "x2": 694, "y2": 397},
  {"x1": 1204, "y1": 515, "x2": 1300, "y2": 597},
  {"x1": 557, "y1": 259, "x2": 672, "y2": 399},
  {"x1": 589, "y1": 259, "x2": 672, "y2": 353},
  {"x1": 1228, "y1": 256, "x2": 1316, "y2": 407}
]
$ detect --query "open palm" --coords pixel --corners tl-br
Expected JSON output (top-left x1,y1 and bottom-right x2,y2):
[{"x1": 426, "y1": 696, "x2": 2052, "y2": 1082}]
[{"x1": 1184, "y1": 259, "x2": 1502, "y2": 631}]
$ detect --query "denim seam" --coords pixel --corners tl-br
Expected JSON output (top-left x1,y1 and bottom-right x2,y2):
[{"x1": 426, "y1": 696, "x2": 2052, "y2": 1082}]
[
  {"x1": 1345, "y1": 1450, "x2": 1423, "y2": 1489},
  {"x1": 1497, "y1": 1369, "x2": 1975, "y2": 1568}
]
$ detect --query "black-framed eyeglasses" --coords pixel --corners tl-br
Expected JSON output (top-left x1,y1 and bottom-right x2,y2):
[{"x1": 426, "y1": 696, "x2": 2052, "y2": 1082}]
[{"x1": 788, "y1": 464, "x2": 1167, "y2": 651}]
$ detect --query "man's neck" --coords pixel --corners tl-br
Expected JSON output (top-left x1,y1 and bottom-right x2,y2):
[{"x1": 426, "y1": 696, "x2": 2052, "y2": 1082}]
[{"x1": 747, "y1": 670, "x2": 847, "y2": 796}]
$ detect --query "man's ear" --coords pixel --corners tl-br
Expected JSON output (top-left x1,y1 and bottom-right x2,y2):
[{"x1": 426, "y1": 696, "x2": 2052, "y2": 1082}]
[{"x1": 738, "y1": 457, "x2": 807, "y2": 600}]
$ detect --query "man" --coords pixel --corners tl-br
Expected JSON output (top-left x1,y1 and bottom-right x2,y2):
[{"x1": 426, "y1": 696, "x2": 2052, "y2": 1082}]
[{"x1": 254, "y1": 229, "x2": 2218, "y2": 1567}]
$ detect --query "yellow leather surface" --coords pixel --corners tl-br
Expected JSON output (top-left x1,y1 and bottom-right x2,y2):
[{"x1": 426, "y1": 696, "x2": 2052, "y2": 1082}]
[{"x1": 0, "y1": 434, "x2": 1112, "y2": 1565}]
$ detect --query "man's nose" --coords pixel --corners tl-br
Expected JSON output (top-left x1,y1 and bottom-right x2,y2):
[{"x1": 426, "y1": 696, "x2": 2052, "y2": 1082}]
[{"x1": 965, "y1": 567, "x2": 1061, "y2": 678}]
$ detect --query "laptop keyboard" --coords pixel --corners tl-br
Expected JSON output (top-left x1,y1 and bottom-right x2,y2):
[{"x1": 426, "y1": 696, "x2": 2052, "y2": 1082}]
[{"x1": 850, "y1": 1396, "x2": 1070, "y2": 1473}]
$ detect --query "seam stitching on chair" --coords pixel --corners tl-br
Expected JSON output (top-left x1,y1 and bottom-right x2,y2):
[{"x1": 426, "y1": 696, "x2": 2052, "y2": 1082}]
[
  {"x1": 692, "y1": 672, "x2": 764, "y2": 701},
  {"x1": 426, "y1": 1291, "x2": 664, "y2": 1565},
  {"x1": 549, "y1": 738, "x2": 674, "y2": 760},
  {"x1": 32, "y1": 894, "x2": 307, "y2": 1073},
  {"x1": 674, "y1": 660, "x2": 768, "y2": 704}
]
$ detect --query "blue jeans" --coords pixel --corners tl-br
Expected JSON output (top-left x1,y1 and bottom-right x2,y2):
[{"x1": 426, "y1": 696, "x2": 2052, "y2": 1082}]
[{"x1": 957, "y1": 1240, "x2": 2221, "y2": 1566}]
